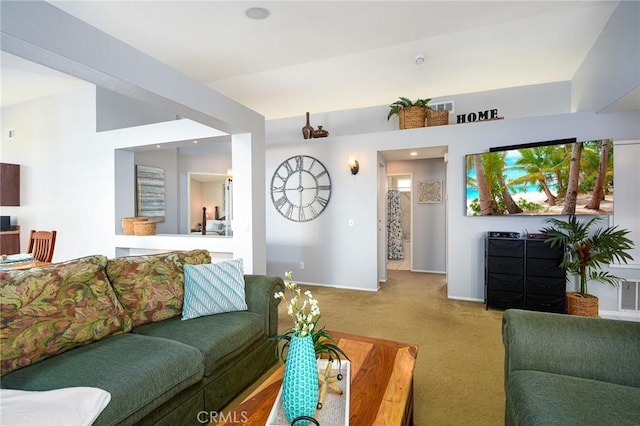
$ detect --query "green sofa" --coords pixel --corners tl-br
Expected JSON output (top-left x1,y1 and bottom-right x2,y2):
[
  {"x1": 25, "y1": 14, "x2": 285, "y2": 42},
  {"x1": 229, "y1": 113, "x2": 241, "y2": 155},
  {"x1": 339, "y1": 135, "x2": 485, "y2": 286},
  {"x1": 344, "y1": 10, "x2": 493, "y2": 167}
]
[
  {"x1": 502, "y1": 309, "x2": 640, "y2": 426},
  {"x1": 1, "y1": 250, "x2": 284, "y2": 425}
]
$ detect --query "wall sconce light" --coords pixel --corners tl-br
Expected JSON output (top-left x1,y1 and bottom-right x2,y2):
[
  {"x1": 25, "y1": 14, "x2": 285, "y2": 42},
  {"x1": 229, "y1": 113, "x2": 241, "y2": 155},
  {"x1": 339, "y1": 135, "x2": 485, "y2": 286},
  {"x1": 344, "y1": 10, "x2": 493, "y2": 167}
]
[{"x1": 348, "y1": 157, "x2": 359, "y2": 175}]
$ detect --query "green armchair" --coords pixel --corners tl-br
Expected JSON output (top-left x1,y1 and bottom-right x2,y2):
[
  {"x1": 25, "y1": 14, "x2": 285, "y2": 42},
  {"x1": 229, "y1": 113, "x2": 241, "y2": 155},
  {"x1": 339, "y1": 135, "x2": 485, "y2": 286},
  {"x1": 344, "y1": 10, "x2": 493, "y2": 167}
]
[{"x1": 502, "y1": 309, "x2": 640, "y2": 425}]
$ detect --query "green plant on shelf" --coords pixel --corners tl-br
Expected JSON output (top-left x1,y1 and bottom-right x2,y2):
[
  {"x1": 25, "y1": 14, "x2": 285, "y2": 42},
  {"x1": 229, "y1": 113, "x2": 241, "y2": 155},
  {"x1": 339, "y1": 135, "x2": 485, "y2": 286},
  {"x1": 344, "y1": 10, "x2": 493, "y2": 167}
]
[{"x1": 387, "y1": 97, "x2": 432, "y2": 121}]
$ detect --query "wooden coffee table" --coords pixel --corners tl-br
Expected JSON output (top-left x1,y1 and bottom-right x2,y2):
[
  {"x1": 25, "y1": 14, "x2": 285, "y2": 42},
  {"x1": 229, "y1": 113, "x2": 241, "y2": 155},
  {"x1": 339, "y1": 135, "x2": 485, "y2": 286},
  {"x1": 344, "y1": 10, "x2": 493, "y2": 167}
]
[
  {"x1": 0, "y1": 260, "x2": 49, "y2": 270},
  {"x1": 219, "y1": 331, "x2": 418, "y2": 425}
]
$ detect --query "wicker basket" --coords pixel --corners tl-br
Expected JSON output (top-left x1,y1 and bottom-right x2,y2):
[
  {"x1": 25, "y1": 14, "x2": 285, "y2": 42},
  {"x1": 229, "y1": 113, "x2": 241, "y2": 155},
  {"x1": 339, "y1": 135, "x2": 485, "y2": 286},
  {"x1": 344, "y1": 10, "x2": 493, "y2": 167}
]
[
  {"x1": 398, "y1": 107, "x2": 426, "y2": 129},
  {"x1": 565, "y1": 292, "x2": 599, "y2": 317},
  {"x1": 133, "y1": 220, "x2": 156, "y2": 236},
  {"x1": 426, "y1": 109, "x2": 449, "y2": 127},
  {"x1": 122, "y1": 217, "x2": 148, "y2": 235}
]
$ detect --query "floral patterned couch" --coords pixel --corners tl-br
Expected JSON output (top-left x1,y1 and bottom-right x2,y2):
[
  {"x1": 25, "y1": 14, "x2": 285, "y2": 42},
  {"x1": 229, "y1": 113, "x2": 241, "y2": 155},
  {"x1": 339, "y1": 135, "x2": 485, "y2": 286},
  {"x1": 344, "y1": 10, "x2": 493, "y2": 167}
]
[{"x1": 0, "y1": 250, "x2": 284, "y2": 425}]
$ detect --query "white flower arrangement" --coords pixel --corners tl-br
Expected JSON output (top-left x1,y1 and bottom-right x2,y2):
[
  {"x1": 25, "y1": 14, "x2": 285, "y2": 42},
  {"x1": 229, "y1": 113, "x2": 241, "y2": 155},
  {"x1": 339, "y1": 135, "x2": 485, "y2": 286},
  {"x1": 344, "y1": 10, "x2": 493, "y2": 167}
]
[
  {"x1": 274, "y1": 272, "x2": 349, "y2": 363},
  {"x1": 274, "y1": 271, "x2": 320, "y2": 337}
]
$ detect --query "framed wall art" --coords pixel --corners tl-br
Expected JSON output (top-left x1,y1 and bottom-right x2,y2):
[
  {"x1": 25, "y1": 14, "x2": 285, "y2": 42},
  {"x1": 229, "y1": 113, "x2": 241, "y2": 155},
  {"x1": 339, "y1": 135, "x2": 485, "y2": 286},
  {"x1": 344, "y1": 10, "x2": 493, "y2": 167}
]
[
  {"x1": 136, "y1": 165, "x2": 165, "y2": 222},
  {"x1": 418, "y1": 180, "x2": 442, "y2": 204}
]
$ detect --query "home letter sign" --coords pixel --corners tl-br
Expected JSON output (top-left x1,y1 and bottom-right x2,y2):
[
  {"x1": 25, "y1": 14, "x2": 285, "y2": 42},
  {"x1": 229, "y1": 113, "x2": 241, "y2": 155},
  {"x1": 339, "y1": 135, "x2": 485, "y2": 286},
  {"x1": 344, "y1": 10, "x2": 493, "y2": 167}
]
[{"x1": 456, "y1": 109, "x2": 502, "y2": 124}]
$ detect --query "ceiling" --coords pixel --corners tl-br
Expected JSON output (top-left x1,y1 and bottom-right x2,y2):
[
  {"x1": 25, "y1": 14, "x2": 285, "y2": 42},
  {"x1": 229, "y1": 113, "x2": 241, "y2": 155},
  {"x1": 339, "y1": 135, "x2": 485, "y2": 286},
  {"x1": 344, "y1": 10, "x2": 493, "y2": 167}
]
[
  {"x1": 1, "y1": 51, "x2": 93, "y2": 107},
  {"x1": 1, "y1": 1, "x2": 625, "y2": 121}
]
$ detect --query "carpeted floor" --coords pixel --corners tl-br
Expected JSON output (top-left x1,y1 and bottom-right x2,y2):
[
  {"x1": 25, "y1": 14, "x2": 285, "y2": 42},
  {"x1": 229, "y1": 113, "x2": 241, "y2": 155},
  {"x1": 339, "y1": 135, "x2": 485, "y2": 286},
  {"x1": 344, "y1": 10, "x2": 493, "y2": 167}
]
[{"x1": 226, "y1": 270, "x2": 506, "y2": 425}]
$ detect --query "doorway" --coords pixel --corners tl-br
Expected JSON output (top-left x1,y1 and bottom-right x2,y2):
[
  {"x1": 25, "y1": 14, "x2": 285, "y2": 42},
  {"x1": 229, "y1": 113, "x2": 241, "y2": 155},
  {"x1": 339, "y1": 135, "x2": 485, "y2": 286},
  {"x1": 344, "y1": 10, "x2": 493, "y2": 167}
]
[
  {"x1": 187, "y1": 172, "x2": 231, "y2": 234},
  {"x1": 387, "y1": 174, "x2": 412, "y2": 271},
  {"x1": 378, "y1": 146, "x2": 449, "y2": 282}
]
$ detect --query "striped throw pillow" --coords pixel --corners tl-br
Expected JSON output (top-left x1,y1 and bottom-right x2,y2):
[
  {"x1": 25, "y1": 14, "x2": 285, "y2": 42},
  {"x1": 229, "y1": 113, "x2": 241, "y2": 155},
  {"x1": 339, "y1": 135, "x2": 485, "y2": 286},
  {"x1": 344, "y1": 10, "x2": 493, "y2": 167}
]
[{"x1": 182, "y1": 259, "x2": 247, "y2": 320}]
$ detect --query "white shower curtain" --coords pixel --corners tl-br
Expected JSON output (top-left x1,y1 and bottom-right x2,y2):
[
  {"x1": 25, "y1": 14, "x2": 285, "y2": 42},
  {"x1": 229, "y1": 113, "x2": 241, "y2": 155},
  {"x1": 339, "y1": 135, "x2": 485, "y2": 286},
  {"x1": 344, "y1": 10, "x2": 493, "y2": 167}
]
[{"x1": 387, "y1": 189, "x2": 404, "y2": 260}]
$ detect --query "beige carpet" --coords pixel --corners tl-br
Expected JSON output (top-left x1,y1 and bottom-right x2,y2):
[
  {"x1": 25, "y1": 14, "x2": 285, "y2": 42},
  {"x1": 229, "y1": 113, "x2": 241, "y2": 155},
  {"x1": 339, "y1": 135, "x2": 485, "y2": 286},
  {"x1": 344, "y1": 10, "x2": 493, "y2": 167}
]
[{"x1": 226, "y1": 270, "x2": 506, "y2": 425}]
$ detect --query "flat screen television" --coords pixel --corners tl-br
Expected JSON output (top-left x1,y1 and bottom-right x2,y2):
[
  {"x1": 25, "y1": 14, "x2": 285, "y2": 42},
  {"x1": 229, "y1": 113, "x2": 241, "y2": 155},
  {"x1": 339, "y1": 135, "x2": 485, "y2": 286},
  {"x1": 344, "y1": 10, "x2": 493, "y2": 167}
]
[{"x1": 465, "y1": 138, "x2": 614, "y2": 216}]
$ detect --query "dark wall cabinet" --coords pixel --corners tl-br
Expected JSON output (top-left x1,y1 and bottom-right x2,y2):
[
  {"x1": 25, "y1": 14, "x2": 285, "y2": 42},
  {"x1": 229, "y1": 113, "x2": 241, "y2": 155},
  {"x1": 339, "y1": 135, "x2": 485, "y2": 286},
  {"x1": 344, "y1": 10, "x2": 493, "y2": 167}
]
[
  {"x1": 0, "y1": 163, "x2": 20, "y2": 206},
  {"x1": 485, "y1": 237, "x2": 565, "y2": 313},
  {"x1": 0, "y1": 231, "x2": 20, "y2": 255}
]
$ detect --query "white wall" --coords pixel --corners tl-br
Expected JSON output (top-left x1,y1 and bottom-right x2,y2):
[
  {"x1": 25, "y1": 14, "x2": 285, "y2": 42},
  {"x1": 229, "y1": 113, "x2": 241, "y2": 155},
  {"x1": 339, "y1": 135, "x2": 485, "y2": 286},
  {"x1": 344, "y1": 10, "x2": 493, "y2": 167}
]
[
  {"x1": 2, "y1": 0, "x2": 268, "y2": 274},
  {"x1": 445, "y1": 114, "x2": 639, "y2": 307},
  {"x1": 2, "y1": 0, "x2": 636, "y2": 309},
  {"x1": 3, "y1": 89, "x2": 636, "y2": 310},
  {"x1": 107, "y1": 121, "x2": 263, "y2": 271},
  {"x1": 96, "y1": 87, "x2": 177, "y2": 132},
  {"x1": 572, "y1": 1, "x2": 640, "y2": 112},
  {"x1": 0, "y1": 88, "x2": 263, "y2": 273},
  {"x1": 265, "y1": 81, "x2": 575, "y2": 290},
  {"x1": 611, "y1": 142, "x2": 640, "y2": 268},
  {"x1": 266, "y1": 138, "x2": 377, "y2": 290},
  {"x1": 1, "y1": 88, "x2": 113, "y2": 261},
  {"x1": 265, "y1": 110, "x2": 640, "y2": 311},
  {"x1": 431, "y1": 81, "x2": 571, "y2": 125},
  {"x1": 266, "y1": 82, "x2": 571, "y2": 142}
]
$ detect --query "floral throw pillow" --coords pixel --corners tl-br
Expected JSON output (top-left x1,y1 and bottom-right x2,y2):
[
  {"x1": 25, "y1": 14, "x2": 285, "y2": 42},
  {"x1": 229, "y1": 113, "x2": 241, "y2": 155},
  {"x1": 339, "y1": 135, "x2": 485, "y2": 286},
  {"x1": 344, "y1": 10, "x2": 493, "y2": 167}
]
[
  {"x1": 0, "y1": 255, "x2": 132, "y2": 376},
  {"x1": 106, "y1": 249, "x2": 211, "y2": 327}
]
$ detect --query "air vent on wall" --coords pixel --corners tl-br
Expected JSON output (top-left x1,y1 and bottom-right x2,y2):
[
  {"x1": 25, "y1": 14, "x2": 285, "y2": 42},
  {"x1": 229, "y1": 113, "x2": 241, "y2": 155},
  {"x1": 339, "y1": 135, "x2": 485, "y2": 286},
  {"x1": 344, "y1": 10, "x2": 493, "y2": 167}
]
[
  {"x1": 429, "y1": 101, "x2": 454, "y2": 113},
  {"x1": 620, "y1": 280, "x2": 640, "y2": 312}
]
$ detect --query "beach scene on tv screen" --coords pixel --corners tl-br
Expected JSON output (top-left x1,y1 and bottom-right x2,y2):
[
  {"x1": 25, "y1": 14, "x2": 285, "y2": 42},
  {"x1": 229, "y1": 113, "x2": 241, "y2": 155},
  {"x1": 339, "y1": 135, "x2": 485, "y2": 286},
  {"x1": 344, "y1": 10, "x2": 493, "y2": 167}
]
[{"x1": 465, "y1": 139, "x2": 614, "y2": 216}]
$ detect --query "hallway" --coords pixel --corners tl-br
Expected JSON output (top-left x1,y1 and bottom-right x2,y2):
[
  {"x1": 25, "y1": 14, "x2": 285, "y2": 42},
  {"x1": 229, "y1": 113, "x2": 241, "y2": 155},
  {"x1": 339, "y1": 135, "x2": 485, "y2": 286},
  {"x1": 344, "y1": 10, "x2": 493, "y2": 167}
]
[{"x1": 387, "y1": 239, "x2": 411, "y2": 270}]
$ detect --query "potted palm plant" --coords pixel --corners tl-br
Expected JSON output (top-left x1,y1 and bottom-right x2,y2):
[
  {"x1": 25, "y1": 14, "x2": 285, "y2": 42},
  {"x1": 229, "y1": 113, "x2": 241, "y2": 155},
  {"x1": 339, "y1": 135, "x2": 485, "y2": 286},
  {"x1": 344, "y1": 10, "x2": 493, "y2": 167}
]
[
  {"x1": 387, "y1": 97, "x2": 449, "y2": 129},
  {"x1": 387, "y1": 97, "x2": 430, "y2": 129},
  {"x1": 540, "y1": 215, "x2": 634, "y2": 316}
]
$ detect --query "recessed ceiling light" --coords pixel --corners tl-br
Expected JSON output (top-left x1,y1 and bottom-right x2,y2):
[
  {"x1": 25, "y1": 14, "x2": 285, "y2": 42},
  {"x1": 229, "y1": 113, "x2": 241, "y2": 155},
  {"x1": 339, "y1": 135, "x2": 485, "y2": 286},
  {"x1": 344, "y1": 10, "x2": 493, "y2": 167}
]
[
  {"x1": 245, "y1": 7, "x2": 270, "y2": 20},
  {"x1": 193, "y1": 140, "x2": 198, "y2": 144},
  {"x1": 410, "y1": 152, "x2": 418, "y2": 156},
  {"x1": 414, "y1": 54, "x2": 425, "y2": 65}
]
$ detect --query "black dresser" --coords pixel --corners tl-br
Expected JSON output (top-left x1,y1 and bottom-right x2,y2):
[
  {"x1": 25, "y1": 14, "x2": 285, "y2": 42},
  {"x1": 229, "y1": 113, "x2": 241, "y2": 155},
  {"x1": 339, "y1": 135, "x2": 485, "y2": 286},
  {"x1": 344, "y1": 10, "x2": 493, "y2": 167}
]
[{"x1": 485, "y1": 236, "x2": 566, "y2": 313}]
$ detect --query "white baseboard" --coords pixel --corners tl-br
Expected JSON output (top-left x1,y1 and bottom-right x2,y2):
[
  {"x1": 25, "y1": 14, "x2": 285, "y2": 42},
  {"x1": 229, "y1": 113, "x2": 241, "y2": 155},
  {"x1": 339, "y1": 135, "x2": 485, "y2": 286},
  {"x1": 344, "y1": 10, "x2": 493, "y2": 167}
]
[
  {"x1": 599, "y1": 310, "x2": 640, "y2": 321},
  {"x1": 297, "y1": 280, "x2": 379, "y2": 292},
  {"x1": 448, "y1": 296, "x2": 484, "y2": 303}
]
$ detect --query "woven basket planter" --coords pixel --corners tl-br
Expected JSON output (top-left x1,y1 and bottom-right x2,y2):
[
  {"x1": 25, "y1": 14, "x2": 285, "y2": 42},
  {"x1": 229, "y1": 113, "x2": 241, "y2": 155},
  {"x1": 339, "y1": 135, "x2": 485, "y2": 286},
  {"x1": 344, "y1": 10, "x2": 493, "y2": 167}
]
[
  {"x1": 133, "y1": 220, "x2": 156, "y2": 236},
  {"x1": 426, "y1": 109, "x2": 449, "y2": 127},
  {"x1": 398, "y1": 107, "x2": 426, "y2": 129},
  {"x1": 566, "y1": 292, "x2": 599, "y2": 317},
  {"x1": 122, "y1": 217, "x2": 148, "y2": 235}
]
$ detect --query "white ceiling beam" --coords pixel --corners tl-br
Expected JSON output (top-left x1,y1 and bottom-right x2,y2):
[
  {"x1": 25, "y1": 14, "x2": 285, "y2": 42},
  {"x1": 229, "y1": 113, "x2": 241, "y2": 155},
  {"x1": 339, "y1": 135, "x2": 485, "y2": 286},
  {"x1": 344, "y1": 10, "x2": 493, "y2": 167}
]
[{"x1": 0, "y1": 0, "x2": 263, "y2": 135}]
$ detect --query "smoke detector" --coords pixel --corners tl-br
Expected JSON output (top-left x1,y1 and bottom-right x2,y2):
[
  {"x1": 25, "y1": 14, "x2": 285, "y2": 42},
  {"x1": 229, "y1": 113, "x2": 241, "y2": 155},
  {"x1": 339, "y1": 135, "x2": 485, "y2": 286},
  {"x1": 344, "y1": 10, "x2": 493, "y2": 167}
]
[{"x1": 245, "y1": 7, "x2": 270, "y2": 20}]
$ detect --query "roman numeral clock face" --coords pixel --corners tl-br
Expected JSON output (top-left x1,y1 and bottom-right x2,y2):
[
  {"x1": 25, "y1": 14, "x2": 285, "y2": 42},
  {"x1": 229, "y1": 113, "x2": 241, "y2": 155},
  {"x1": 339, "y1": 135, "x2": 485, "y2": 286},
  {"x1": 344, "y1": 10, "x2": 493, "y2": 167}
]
[{"x1": 270, "y1": 155, "x2": 332, "y2": 222}]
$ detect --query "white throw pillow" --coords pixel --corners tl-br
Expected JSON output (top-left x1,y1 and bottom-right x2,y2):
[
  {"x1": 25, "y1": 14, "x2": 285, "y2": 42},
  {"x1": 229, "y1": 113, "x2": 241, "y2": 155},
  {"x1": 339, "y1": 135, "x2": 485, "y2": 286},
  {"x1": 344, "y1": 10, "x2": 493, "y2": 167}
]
[
  {"x1": 205, "y1": 220, "x2": 223, "y2": 232},
  {"x1": 182, "y1": 259, "x2": 247, "y2": 320},
  {"x1": 0, "y1": 387, "x2": 111, "y2": 426}
]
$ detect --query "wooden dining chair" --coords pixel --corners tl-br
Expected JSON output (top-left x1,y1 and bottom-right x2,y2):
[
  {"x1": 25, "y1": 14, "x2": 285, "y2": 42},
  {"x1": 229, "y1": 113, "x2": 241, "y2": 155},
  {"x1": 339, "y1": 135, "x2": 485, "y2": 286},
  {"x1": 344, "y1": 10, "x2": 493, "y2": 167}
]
[{"x1": 27, "y1": 230, "x2": 57, "y2": 263}]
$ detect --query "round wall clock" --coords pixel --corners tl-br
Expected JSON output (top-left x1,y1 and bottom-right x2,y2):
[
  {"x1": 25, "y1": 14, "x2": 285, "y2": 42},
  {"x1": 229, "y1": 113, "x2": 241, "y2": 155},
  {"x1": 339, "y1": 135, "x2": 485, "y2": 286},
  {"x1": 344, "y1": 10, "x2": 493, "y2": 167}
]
[{"x1": 270, "y1": 155, "x2": 332, "y2": 222}]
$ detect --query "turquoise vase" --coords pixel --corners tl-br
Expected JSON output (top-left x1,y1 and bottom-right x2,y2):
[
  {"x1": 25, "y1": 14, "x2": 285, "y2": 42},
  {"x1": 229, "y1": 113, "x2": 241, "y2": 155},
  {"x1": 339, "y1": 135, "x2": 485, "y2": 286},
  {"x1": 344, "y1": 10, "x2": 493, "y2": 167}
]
[{"x1": 282, "y1": 333, "x2": 319, "y2": 424}]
